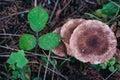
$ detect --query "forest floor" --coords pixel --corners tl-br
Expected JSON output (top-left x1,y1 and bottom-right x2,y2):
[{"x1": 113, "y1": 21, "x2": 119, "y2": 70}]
[{"x1": 0, "y1": 0, "x2": 120, "y2": 80}]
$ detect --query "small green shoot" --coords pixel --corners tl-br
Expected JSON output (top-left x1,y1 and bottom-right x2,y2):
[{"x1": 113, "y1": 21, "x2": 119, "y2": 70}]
[
  {"x1": 12, "y1": 71, "x2": 21, "y2": 79},
  {"x1": 102, "y1": 2, "x2": 119, "y2": 15},
  {"x1": 7, "y1": 50, "x2": 28, "y2": 69},
  {"x1": 28, "y1": 6, "x2": 48, "y2": 32},
  {"x1": 38, "y1": 32, "x2": 61, "y2": 50},
  {"x1": 99, "y1": 57, "x2": 116, "y2": 72}
]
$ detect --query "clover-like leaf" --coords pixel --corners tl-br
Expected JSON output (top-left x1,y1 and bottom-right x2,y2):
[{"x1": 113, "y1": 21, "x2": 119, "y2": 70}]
[
  {"x1": 108, "y1": 57, "x2": 116, "y2": 66},
  {"x1": 28, "y1": 6, "x2": 48, "y2": 32},
  {"x1": 7, "y1": 50, "x2": 28, "y2": 69},
  {"x1": 102, "y1": 2, "x2": 119, "y2": 15},
  {"x1": 19, "y1": 34, "x2": 36, "y2": 50},
  {"x1": 109, "y1": 66, "x2": 115, "y2": 72},
  {"x1": 38, "y1": 32, "x2": 61, "y2": 50}
]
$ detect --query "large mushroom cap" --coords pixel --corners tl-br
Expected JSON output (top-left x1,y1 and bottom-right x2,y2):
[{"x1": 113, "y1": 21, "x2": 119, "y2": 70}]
[
  {"x1": 70, "y1": 20, "x2": 117, "y2": 64},
  {"x1": 60, "y1": 19, "x2": 85, "y2": 55}
]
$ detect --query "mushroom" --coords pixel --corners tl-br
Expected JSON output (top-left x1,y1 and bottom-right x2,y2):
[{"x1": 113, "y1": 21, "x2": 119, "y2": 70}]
[
  {"x1": 70, "y1": 20, "x2": 117, "y2": 64},
  {"x1": 52, "y1": 19, "x2": 117, "y2": 64},
  {"x1": 60, "y1": 19, "x2": 85, "y2": 55},
  {"x1": 52, "y1": 27, "x2": 67, "y2": 57}
]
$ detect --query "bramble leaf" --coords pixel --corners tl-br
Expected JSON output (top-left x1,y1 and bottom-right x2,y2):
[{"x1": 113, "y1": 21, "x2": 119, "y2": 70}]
[
  {"x1": 38, "y1": 32, "x2": 61, "y2": 50},
  {"x1": 28, "y1": 6, "x2": 48, "y2": 32},
  {"x1": 7, "y1": 50, "x2": 28, "y2": 69},
  {"x1": 19, "y1": 34, "x2": 36, "y2": 50}
]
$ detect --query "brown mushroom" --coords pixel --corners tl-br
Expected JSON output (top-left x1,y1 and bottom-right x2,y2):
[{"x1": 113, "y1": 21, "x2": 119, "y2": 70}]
[
  {"x1": 70, "y1": 20, "x2": 117, "y2": 64},
  {"x1": 60, "y1": 19, "x2": 85, "y2": 55},
  {"x1": 52, "y1": 27, "x2": 67, "y2": 57}
]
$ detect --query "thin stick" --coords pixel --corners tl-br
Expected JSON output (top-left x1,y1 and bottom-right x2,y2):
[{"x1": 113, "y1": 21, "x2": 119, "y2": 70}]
[
  {"x1": 60, "y1": 0, "x2": 72, "y2": 12},
  {"x1": 0, "y1": 10, "x2": 29, "y2": 20},
  {"x1": 0, "y1": 33, "x2": 21, "y2": 36},
  {"x1": 0, "y1": 71, "x2": 14, "y2": 80},
  {"x1": 43, "y1": 51, "x2": 51, "y2": 80},
  {"x1": 34, "y1": 0, "x2": 37, "y2": 7},
  {"x1": 48, "y1": 0, "x2": 59, "y2": 23},
  {"x1": 37, "y1": 63, "x2": 42, "y2": 79},
  {"x1": 109, "y1": 0, "x2": 120, "y2": 8},
  {"x1": 47, "y1": 67, "x2": 68, "y2": 80},
  {"x1": 104, "y1": 68, "x2": 118, "y2": 80},
  {"x1": 0, "y1": 45, "x2": 70, "y2": 61}
]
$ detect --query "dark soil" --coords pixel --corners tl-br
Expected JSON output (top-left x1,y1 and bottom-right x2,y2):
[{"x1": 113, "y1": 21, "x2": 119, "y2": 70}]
[{"x1": 0, "y1": 0, "x2": 120, "y2": 80}]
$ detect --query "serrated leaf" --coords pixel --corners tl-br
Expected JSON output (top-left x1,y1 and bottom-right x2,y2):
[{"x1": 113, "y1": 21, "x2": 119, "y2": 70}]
[
  {"x1": 19, "y1": 34, "x2": 36, "y2": 50},
  {"x1": 38, "y1": 32, "x2": 61, "y2": 50},
  {"x1": 28, "y1": 6, "x2": 48, "y2": 32},
  {"x1": 102, "y1": 2, "x2": 119, "y2": 15},
  {"x1": 7, "y1": 50, "x2": 28, "y2": 69}
]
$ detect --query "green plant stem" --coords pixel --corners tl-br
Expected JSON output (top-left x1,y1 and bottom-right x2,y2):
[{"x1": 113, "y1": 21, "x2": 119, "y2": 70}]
[
  {"x1": 85, "y1": 13, "x2": 103, "y2": 21},
  {"x1": 35, "y1": 32, "x2": 39, "y2": 53}
]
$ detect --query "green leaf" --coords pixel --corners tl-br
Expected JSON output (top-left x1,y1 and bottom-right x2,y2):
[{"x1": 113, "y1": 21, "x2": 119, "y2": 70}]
[
  {"x1": 33, "y1": 77, "x2": 42, "y2": 80},
  {"x1": 109, "y1": 66, "x2": 115, "y2": 72},
  {"x1": 41, "y1": 56, "x2": 47, "y2": 67},
  {"x1": 108, "y1": 57, "x2": 116, "y2": 66},
  {"x1": 94, "y1": 9, "x2": 107, "y2": 18},
  {"x1": 100, "y1": 62, "x2": 108, "y2": 69},
  {"x1": 19, "y1": 34, "x2": 36, "y2": 50},
  {"x1": 28, "y1": 6, "x2": 48, "y2": 32},
  {"x1": 7, "y1": 50, "x2": 28, "y2": 69},
  {"x1": 102, "y1": 2, "x2": 119, "y2": 15},
  {"x1": 91, "y1": 64, "x2": 101, "y2": 71},
  {"x1": 115, "y1": 64, "x2": 120, "y2": 71},
  {"x1": 38, "y1": 32, "x2": 61, "y2": 50},
  {"x1": 12, "y1": 71, "x2": 20, "y2": 79},
  {"x1": 118, "y1": 21, "x2": 120, "y2": 26}
]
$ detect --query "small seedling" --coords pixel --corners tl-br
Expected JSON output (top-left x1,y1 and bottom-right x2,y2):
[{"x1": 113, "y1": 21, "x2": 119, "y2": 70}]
[
  {"x1": 86, "y1": 1, "x2": 120, "y2": 25},
  {"x1": 100, "y1": 57, "x2": 116, "y2": 72},
  {"x1": 19, "y1": 6, "x2": 61, "y2": 51},
  {"x1": 41, "y1": 56, "x2": 57, "y2": 68}
]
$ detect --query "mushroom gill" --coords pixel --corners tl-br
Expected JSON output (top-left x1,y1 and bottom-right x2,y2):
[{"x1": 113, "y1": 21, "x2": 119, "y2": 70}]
[{"x1": 70, "y1": 20, "x2": 117, "y2": 64}]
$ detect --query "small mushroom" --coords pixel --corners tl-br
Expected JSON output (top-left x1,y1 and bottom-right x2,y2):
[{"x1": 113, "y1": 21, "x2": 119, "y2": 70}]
[
  {"x1": 70, "y1": 20, "x2": 117, "y2": 64},
  {"x1": 52, "y1": 27, "x2": 67, "y2": 57},
  {"x1": 60, "y1": 19, "x2": 85, "y2": 55}
]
